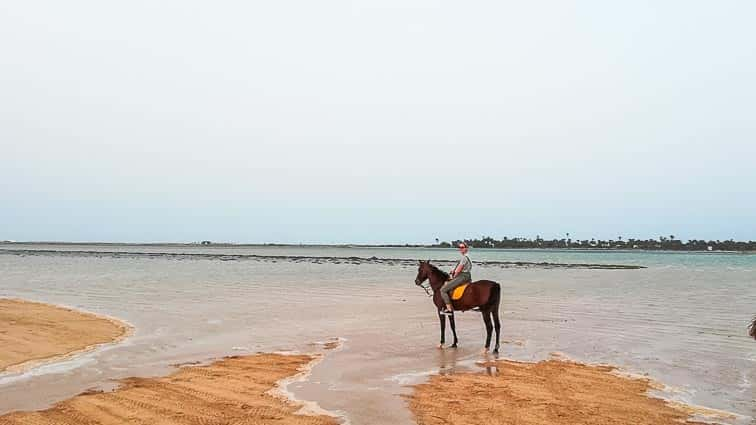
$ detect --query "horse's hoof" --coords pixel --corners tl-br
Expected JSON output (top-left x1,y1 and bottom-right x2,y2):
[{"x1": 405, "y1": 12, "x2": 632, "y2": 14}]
[
  {"x1": 481, "y1": 347, "x2": 489, "y2": 354},
  {"x1": 438, "y1": 344, "x2": 445, "y2": 349},
  {"x1": 450, "y1": 343, "x2": 458, "y2": 348},
  {"x1": 493, "y1": 348, "x2": 499, "y2": 354}
]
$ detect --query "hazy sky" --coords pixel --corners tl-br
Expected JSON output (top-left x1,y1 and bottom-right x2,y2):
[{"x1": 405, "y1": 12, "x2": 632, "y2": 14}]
[{"x1": 2, "y1": 1, "x2": 755, "y2": 244}]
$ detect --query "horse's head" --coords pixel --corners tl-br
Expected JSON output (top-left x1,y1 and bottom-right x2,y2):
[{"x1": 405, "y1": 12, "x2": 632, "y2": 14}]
[{"x1": 415, "y1": 260, "x2": 432, "y2": 286}]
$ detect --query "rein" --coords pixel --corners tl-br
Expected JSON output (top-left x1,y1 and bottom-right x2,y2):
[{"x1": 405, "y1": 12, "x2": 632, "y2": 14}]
[{"x1": 418, "y1": 282, "x2": 433, "y2": 297}]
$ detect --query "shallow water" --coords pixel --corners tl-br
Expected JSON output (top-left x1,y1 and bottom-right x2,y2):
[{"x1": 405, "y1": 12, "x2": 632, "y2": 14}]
[{"x1": 0, "y1": 244, "x2": 754, "y2": 424}]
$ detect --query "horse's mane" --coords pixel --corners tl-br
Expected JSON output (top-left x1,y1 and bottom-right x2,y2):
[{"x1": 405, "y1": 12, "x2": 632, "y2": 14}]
[
  {"x1": 750, "y1": 317, "x2": 756, "y2": 340},
  {"x1": 428, "y1": 262, "x2": 449, "y2": 280}
]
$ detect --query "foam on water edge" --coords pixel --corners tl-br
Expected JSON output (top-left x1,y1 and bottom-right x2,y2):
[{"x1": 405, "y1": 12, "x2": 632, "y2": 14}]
[
  {"x1": 0, "y1": 337, "x2": 135, "y2": 387},
  {"x1": 269, "y1": 337, "x2": 351, "y2": 425}
]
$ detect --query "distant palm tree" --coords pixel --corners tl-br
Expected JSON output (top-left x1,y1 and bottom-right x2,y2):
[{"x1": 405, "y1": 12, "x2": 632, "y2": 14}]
[
  {"x1": 670, "y1": 235, "x2": 675, "y2": 241},
  {"x1": 749, "y1": 316, "x2": 756, "y2": 340}
]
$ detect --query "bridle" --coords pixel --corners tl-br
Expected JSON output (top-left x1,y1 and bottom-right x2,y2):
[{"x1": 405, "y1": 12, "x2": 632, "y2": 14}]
[
  {"x1": 415, "y1": 267, "x2": 434, "y2": 297},
  {"x1": 417, "y1": 279, "x2": 433, "y2": 297}
]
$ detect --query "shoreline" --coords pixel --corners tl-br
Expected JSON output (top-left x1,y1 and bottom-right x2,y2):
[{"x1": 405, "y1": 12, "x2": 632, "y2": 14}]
[
  {"x1": 0, "y1": 298, "x2": 133, "y2": 375},
  {"x1": 270, "y1": 338, "x2": 348, "y2": 421}
]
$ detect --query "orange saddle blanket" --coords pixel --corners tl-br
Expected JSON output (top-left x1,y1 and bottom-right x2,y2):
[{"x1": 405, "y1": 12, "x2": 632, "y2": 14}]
[{"x1": 451, "y1": 283, "x2": 470, "y2": 300}]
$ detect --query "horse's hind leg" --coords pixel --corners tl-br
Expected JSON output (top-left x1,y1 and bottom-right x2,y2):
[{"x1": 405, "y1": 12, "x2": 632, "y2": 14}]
[
  {"x1": 448, "y1": 313, "x2": 458, "y2": 348},
  {"x1": 482, "y1": 309, "x2": 493, "y2": 352},
  {"x1": 438, "y1": 313, "x2": 446, "y2": 347},
  {"x1": 492, "y1": 307, "x2": 501, "y2": 354}
]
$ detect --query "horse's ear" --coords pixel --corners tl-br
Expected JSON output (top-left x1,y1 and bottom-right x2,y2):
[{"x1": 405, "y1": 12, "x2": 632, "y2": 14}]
[
  {"x1": 427, "y1": 259, "x2": 431, "y2": 264},
  {"x1": 418, "y1": 260, "x2": 424, "y2": 265}
]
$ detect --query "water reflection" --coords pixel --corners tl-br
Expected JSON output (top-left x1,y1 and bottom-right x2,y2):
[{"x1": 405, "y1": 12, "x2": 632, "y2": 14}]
[{"x1": 433, "y1": 347, "x2": 500, "y2": 376}]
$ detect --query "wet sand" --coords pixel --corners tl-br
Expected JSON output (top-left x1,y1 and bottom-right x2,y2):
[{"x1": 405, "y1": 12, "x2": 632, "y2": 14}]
[
  {"x1": 0, "y1": 299, "x2": 131, "y2": 373},
  {"x1": 408, "y1": 358, "x2": 723, "y2": 425},
  {"x1": 0, "y1": 353, "x2": 338, "y2": 425}
]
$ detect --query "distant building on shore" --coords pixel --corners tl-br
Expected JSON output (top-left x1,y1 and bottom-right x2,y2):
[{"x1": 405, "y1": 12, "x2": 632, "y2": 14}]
[{"x1": 201, "y1": 241, "x2": 212, "y2": 245}]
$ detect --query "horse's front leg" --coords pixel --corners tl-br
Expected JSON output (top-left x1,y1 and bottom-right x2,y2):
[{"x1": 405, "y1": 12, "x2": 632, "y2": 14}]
[
  {"x1": 438, "y1": 312, "x2": 446, "y2": 348},
  {"x1": 448, "y1": 313, "x2": 458, "y2": 348}
]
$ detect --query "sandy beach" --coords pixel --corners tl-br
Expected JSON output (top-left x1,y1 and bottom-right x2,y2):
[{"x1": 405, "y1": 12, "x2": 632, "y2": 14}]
[
  {"x1": 0, "y1": 299, "x2": 131, "y2": 373},
  {"x1": 0, "y1": 353, "x2": 338, "y2": 425},
  {"x1": 408, "y1": 358, "x2": 726, "y2": 425}
]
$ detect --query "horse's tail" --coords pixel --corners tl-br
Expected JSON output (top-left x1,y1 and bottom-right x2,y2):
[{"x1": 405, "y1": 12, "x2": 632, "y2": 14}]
[
  {"x1": 486, "y1": 281, "x2": 501, "y2": 311},
  {"x1": 749, "y1": 316, "x2": 756, "y2": 340}
]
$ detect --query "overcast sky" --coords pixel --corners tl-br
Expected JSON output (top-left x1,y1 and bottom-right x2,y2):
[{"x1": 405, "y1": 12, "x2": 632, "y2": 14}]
[{"x1": 2, "y1": 1, "x2": 755, "y2": 244}]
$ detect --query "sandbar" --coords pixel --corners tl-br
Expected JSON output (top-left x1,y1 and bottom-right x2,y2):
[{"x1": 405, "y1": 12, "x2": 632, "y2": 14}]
[
  {"x1": 408, "y1": 358, "x2": 716, "y2": 425},
  {"x1": 0, "y1": 298, "x2": 131, "y2": 373}
]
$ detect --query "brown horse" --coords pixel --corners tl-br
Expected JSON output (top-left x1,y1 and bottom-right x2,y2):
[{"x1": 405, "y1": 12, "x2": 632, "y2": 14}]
[
  {"x1": 414, "y1": 260, "x2": 501, "y2": 353},
  {"x1": 749, "y1": 317, "x2": 756, "y2": 340}
]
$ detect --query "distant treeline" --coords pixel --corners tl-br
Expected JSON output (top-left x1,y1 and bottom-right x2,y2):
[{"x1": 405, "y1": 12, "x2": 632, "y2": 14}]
[{"x1": 435, "y1": 236, "x2": 756, "y2": 252}]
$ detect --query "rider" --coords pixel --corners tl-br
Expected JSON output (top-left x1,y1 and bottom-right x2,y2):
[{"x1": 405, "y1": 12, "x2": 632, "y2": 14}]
[{"x1": 440, "y1": 242, "x2": 472, "y2": 315}]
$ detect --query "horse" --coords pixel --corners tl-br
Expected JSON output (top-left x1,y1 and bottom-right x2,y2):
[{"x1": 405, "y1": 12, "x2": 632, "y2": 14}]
[
  {"x1": 414, "y1": 260, "x2": 502, "y2": 353},
  {"x1": 749, "y1": 317, "x2": 756, "y2": 340}
]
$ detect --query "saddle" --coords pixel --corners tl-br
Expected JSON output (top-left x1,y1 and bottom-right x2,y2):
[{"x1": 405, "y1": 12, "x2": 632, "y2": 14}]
[{"x1": 451, "y1": 283, "x2": 471, "y2": 300}]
